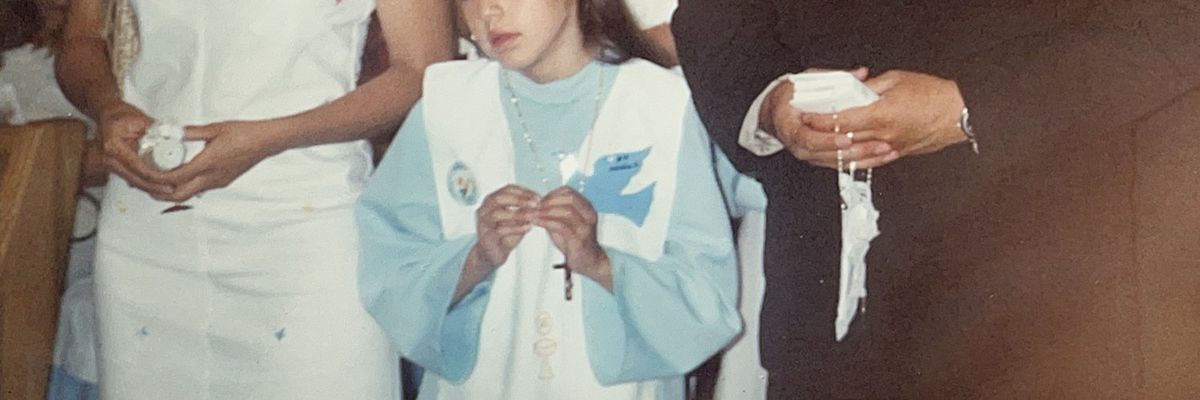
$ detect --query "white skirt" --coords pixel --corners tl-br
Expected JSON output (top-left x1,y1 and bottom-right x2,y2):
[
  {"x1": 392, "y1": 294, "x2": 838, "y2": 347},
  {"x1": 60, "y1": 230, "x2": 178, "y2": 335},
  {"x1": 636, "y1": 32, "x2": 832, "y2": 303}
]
[{"x1": 93, "y1": 175, "x2": 398, "y2": 400}]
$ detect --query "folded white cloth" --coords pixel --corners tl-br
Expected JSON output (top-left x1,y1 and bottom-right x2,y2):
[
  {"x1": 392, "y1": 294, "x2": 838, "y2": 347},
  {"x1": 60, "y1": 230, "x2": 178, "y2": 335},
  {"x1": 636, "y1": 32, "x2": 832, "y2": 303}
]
[
  {"x1": 787, "y1": 71, "x2": 878, "y2": 113},
  {"x1": 835, "y1": 172, "x2": 879, "y2": 341}
]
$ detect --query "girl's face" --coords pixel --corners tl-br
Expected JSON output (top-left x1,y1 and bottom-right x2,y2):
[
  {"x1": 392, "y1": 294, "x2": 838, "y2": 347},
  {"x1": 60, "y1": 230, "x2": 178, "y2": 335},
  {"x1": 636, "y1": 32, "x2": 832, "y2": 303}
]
[{"x1": 461, "y1": 0, "x2": 590, "y2": 82}]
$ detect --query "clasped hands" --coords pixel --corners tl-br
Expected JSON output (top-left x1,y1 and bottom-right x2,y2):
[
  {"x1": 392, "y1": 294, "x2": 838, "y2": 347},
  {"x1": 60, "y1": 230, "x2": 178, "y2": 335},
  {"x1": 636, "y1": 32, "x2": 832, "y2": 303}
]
[
  {"x1": 762, "y1": 68, "x2": 969, "y2": 169},
  {"x1": 467, "y1": 185, "x2": 610, "y2": 282},
  {"x1": 97, "y1": 102, "x2": 279, "y2": 203}
]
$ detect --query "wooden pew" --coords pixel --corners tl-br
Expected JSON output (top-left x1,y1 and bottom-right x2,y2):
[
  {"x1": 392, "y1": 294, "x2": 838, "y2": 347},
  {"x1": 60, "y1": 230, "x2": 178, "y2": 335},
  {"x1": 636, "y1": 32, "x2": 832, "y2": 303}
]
[{"x1": 0, "y1": 119, "x2": 85, "y2": 399}]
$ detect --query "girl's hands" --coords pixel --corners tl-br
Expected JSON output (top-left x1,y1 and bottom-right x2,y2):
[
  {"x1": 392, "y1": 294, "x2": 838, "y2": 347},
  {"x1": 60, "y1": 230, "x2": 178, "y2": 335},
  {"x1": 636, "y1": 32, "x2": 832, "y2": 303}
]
[
  {"x1": 533, "y1": 187, "x2": 609, "y2": 282},
  {"x1": 465, "y1": 185, "x2": 612, "y2": 291},
  {"x1": 468, "y1": 184, "x2": 539, "y2": 269}
]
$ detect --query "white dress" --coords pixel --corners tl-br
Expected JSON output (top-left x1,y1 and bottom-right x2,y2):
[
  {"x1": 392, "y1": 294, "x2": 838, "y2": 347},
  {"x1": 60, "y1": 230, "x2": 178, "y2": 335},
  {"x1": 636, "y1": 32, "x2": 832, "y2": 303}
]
[{"x1": 93, "y1": 1, "x2": 399, "y2": 399}]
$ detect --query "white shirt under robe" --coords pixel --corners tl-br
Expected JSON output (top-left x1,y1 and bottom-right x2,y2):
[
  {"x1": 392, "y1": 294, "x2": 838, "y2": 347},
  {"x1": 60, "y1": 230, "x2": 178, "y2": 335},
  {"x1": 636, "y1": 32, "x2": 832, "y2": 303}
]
[{"x1": 357, "y1": 59, "x2": 740, "y2": 400}]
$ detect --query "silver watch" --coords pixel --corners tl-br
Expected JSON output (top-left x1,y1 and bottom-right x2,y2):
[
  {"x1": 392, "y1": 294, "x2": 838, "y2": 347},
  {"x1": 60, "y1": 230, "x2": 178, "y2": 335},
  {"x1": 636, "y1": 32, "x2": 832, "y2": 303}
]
[{"x1": 958, "y1": 107, "x2": 979, "y2": 154}]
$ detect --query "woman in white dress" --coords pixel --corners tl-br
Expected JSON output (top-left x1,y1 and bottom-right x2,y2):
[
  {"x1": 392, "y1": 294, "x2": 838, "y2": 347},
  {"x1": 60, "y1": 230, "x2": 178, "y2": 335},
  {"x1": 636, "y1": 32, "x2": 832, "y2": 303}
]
[{"x1": 55, "y1": 0, "x2": 453, "y2": 398}]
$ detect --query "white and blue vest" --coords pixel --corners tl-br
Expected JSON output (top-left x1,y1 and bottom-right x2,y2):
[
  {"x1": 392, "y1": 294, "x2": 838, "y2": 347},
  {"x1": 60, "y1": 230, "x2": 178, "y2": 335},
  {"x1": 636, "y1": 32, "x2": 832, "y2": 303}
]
[{"x1": 422, "y1": 59, "x2": 689, "y2": 400}]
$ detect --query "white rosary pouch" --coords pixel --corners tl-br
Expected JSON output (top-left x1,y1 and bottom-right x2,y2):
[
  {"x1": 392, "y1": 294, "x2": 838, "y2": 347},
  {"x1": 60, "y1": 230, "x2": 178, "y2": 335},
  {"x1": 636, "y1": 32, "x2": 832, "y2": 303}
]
[
  {"x1": 835, "y1": 170, "x2": 879, "y2": 341},
  {"x1": 786, "y1": 70, "x2": 882, "y2": 341}
]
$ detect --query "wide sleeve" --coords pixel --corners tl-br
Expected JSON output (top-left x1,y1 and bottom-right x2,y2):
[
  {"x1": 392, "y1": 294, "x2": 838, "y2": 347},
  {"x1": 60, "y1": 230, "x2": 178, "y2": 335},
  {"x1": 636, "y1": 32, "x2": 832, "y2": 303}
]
[
  {"x1": 356, "y1": 101, "x2": 493, "y2": 382},
  {"x1": 581, "y1": 103, "x2": 742, "y2": 385},
  {"x1": 672, "y1": 0, "x2": 797, "y2": 176}
]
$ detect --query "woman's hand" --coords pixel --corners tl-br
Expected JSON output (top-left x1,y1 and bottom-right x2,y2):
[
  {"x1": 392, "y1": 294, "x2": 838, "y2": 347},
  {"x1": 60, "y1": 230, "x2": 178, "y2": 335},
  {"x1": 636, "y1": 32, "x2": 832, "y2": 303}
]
[
  {"x1": 157, "y1": 121, "x2": 280, "y2": 202},
  {"x1": 97, "y1": 102, "x2": 172, "y2": 196},
  {"x1": 468, "y1": 185, "x2": 539, "y2": 270},
  {"x1": 533, "y1": 187, "x2": 611, "y2": 289}
]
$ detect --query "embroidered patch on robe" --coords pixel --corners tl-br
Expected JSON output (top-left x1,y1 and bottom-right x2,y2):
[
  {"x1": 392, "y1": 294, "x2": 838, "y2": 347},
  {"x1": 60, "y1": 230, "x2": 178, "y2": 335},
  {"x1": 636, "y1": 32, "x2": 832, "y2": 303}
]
[{"x1": 572, "y1": 147, "x2": 655, "y2": 226}]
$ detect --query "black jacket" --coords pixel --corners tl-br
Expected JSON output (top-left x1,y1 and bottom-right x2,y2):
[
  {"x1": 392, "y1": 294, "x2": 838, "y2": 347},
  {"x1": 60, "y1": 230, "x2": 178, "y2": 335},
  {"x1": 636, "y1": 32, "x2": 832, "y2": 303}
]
[{"x1": 674, "y1": 1, "x2": 1200, "y2": 398}]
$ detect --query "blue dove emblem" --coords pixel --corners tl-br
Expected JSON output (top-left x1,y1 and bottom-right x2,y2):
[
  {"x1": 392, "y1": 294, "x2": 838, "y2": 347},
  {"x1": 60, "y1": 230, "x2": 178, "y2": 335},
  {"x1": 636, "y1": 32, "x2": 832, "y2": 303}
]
[{"x1": 569, "y1": 147, "x2": 655, "y2": 226}]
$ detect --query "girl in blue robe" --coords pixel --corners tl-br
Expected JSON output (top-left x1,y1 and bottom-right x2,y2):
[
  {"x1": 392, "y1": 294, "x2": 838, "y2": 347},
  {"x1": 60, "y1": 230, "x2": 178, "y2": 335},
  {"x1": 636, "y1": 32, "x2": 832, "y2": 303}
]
[{"x1": 357, "y1": 0, "x2": 740, "y2": 398}]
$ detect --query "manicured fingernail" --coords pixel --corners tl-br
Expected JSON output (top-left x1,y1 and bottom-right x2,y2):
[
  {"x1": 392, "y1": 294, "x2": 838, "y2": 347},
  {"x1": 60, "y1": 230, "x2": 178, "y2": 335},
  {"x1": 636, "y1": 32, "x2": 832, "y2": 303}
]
[
  {"x1": 886, "y1": 151, "x2": 900, "y2": 161},
  {"x1": 875, "y1": 144, "x2": 893, "y2": 155},
  {"x1": 835, "y1": 136, "x2": 852, "y2": 148}
]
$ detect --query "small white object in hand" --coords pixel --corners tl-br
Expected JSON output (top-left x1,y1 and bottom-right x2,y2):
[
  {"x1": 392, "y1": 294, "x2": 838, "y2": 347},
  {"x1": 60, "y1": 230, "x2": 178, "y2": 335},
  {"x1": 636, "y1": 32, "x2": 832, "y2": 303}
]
[{"x1": 139, "y1": 122, "x2": 187, "y2": 171}]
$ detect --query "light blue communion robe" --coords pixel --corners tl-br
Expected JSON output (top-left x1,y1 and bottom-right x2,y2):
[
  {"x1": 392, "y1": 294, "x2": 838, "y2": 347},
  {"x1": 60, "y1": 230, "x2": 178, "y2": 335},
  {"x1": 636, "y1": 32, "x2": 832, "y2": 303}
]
[{"x1": 357, "y1": 59, "x2": 740, "y2": 400}]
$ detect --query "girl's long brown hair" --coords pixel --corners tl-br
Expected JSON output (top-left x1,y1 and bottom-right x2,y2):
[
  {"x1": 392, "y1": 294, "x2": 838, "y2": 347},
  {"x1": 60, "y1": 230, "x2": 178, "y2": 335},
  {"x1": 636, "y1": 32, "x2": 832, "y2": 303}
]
[{"x1": 578, "y1": 0, "x2": 665, "y2": 66}]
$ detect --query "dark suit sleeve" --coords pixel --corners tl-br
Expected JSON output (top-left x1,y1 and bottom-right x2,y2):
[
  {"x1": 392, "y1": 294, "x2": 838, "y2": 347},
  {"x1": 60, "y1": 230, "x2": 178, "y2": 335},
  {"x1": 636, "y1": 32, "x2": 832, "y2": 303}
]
[{"x1": 672, "y1": 0, "x2": 799, "y2": 177}]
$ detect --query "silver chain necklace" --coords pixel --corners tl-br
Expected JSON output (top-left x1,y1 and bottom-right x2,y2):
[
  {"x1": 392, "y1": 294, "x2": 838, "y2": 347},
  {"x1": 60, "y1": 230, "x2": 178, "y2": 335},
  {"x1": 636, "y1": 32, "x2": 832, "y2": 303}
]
[{"x1": 501, "y1": 66, "x2": 605, "y2": 194}]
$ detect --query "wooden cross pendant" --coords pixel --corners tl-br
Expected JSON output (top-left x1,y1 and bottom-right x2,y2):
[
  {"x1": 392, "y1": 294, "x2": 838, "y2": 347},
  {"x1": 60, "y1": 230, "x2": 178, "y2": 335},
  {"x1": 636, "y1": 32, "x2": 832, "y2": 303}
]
[{"x1": 553, "y1": 263, "x2": 573, "y2": 301}]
